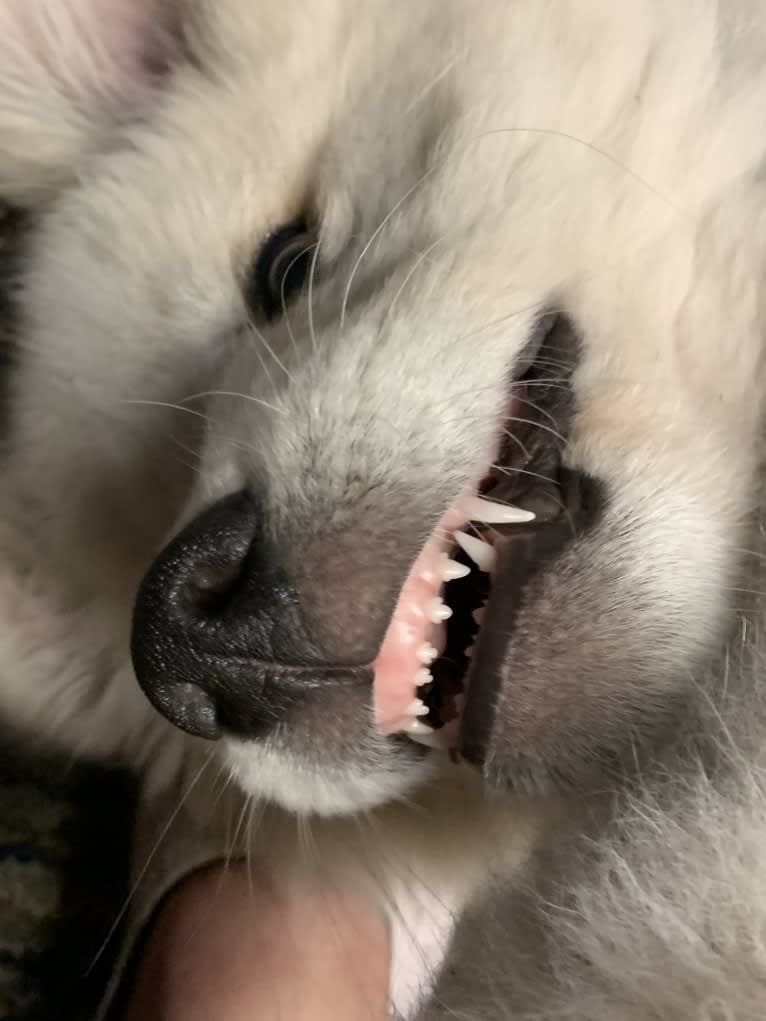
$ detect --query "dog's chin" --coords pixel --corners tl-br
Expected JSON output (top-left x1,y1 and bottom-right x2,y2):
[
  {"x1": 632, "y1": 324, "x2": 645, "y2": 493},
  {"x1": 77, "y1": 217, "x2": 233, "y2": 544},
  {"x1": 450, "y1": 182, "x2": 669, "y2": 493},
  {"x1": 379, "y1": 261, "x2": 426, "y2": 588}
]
[{"x1": 224, "y1": 735, "x2": 436, "y2": 816}]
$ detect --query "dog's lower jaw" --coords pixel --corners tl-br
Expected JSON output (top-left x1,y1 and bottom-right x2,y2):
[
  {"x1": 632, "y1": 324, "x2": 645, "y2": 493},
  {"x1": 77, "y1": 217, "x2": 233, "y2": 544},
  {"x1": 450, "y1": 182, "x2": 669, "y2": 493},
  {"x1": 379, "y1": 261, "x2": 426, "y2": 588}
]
[{"x1": 225, "y1": 734, "x2": 436, "y2": 816}]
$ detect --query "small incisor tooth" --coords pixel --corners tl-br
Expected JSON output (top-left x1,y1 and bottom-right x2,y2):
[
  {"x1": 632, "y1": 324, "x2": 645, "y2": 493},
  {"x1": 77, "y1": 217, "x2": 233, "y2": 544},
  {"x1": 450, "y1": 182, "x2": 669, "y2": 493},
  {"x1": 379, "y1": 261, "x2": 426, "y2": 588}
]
[
  {"x1": 430, "y1": 598, "x2": 452, "y2": 623},
  {"x1": 415, "y1": 668, "x2": 433, "y2": 686},
  {"x1": 417, "y1": 643, "x2": 438, "y2": 664},
  {"x1": 405, "y1": 698, "x2": 430, "y2": 717}
]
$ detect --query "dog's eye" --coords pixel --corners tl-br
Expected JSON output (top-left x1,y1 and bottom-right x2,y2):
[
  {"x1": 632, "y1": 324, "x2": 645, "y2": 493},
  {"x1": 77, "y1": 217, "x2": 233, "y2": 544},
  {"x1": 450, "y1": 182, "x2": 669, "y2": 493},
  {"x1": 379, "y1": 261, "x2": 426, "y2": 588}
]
[{"x1": 247, "y1": 219, "x2": 316, "y2": 322}]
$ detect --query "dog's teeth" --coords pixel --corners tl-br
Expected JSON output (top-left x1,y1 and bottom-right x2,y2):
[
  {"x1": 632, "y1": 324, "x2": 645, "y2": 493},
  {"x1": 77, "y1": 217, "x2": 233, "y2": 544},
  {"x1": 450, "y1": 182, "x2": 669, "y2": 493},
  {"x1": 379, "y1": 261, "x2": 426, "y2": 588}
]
[
  {"x1": 405, "y1": 719, "x2": 451, "y2": 749},
  {"x1": 405, "y1": 718, "x2": 433, "y2": 735},
  {"x1": 472, "y1": 607, "x2": 485, "y2": 626},
  {"x1": 442, "y1": 558, "x2": 471, "y2": 581},
  {"x1": 464, "y1": 496, "x2": 535, "y2": 525},
  {"x1": 454, "y1": 532, "x2": 496, "y2": 572},
  {"x1": 405, "y1": 698, "x2": 430, "y2": 717},
  {"x1": 417, "y1": 643, "x2": 438, "y2": 665},
  {"x1": 415, "y1": 668, "x2": 433, "y2": 686},
  {"x1": 429, "y1": 598, "x2": 452, "y2": 623}
]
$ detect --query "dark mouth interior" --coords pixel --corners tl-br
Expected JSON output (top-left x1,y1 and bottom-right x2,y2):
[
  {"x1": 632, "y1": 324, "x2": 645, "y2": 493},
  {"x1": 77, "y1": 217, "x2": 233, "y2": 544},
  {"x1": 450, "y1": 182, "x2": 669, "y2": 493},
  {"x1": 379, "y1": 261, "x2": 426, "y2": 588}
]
[
  {"x1": 423, "y1": 545, "x2": 489, "y2": 727},
  {"x1": 419, "y1": 315, "x2": 578, "y2": 730}
]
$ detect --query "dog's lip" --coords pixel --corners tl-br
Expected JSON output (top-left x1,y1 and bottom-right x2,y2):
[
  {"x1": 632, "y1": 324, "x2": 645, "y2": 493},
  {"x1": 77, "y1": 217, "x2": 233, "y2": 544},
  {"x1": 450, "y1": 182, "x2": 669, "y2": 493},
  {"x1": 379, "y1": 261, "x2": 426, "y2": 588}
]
[
  {"x1": 391, "y1": 468, "x2": 582, "y2": 753},
  {"x1": 459, "y1": 470, "x2": 593, "y2": 768}
]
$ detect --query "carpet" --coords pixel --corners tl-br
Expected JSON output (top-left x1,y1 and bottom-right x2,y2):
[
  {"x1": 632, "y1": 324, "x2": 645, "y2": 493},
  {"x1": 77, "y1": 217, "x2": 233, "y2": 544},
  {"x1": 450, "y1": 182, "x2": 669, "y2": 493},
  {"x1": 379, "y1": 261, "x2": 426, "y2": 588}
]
[{"x1": 0, "y1": 739, "x2": 134, "y2": 1021}]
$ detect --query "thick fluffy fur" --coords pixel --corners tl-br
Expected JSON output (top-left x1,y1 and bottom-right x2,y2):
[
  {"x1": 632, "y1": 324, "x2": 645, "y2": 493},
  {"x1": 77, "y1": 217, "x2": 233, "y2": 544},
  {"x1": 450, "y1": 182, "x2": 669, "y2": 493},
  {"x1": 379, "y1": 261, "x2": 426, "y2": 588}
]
[{"x1": 2, "y1": 1, "x2": 766, "y2": 1017}]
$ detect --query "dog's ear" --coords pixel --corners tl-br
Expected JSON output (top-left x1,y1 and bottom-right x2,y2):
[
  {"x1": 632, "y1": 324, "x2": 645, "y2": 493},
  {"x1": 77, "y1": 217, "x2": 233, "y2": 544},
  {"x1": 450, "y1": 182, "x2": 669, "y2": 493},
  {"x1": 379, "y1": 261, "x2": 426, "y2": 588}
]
[{"x1": 0, "y1": 0, "x2": 177, "y2": 205}]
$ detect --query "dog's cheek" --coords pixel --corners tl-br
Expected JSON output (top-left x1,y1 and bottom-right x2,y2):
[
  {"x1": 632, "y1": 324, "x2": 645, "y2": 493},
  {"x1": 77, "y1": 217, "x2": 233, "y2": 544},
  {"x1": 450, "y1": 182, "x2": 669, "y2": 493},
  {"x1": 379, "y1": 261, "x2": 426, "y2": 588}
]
[{"x1": 459, "y1": 515, "x2": 723, "y2": 794}]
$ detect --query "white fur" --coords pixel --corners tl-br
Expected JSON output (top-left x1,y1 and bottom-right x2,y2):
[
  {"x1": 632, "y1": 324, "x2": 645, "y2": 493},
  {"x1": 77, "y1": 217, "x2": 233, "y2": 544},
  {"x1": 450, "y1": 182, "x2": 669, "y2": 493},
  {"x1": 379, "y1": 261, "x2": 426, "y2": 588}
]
[
  {"x1": 2, "y1": 1, "x2": 766, "y2": 1017},
  {"x1": 544, "y1": 771, "x2": 766, "y2": 1019}
]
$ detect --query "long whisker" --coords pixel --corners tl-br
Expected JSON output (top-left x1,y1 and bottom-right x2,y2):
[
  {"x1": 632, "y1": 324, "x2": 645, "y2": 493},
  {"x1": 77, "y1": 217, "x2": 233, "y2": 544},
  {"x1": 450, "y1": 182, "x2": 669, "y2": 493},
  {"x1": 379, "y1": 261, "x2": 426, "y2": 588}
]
[
  {"x1": 307, "y1": 233, "x2": 322, "y2": 356},
  {"x1": 384, "y1": 234, "x2": 449, "y2": 327},
  {"x1": 86, "y1": 749, "x2": 215, "y2": 974},
  {"x1": 513, "y1": 393, "x2": 566, "y2": 431},
  {"x1": 185, "y1": 390, "x2": 285, "y2": 415},
  {"x1": 505, "y1": 415, "x2": 568, "y2": 446},
  {"x1": 282, "y1": 241, "x2": 320, "y2": 359},
  {"x1": 501, "y1": 428, "x2": 531, "y2": 461},
  {"x1": 404, "y1": 50, "x2": 463, "y2": 116},
  {"x1": 490, "y1": 463, "x2": 560, "y2": 487},
  {"x1": 481, "y1": 126, "x2": 683, "y2": 216},
  {"x1": 339, "y1": 164, "x2": 441, "y2": 331},
  {"x1": 245, "y1": 321, "x2": 293, "y2": 382},
  {"x1": 120, "y1": 398, "x2": 211, "y2": 423}
]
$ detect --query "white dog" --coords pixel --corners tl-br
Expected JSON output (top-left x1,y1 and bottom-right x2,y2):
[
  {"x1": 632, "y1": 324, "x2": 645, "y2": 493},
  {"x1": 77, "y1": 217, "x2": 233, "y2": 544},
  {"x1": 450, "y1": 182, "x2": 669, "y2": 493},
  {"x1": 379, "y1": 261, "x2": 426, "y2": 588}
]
[{"x1": 2, "y1": 2, "x2": 766, "y2": 1017}]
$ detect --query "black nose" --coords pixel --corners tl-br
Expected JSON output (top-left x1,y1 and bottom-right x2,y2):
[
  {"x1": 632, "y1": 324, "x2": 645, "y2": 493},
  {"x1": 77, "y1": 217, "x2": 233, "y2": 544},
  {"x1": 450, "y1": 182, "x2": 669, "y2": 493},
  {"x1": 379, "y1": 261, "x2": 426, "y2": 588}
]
[{"x1": 131, "y1": 490, "x2": 369, "y2": 740}]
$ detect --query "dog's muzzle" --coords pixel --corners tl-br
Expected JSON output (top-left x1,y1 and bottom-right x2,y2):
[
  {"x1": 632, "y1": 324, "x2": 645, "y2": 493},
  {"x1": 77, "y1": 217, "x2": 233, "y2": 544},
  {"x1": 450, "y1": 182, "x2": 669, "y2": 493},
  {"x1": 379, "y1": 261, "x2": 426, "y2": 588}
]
[{"x1": 131, "y1": 490, "x2": 372, "y2": 740}]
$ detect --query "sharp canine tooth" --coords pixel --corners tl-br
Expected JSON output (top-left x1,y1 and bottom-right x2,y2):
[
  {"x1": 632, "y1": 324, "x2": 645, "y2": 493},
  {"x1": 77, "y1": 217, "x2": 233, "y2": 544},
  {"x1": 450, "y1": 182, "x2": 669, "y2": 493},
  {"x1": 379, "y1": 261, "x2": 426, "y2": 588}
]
[
  {"x1": 415, "y1": 668, "x2": 433, "y2": 686},
  {"x1": 405, "y1": 718, "x2": 434, "y2": 735},
  {"x1": 442, "y1": 558, "x2": 471, "y2": 581},
  {"x1": 430, "y1": 598, "x2": 452, "y2": 623},
  {"x1": 454, "y1": 531, "x2": 496, "y2": 572},
  {"x1": 405, "y1": 720, "x2": 451, "y2": 749},
  {"x1": 417, "y1": 643, "x2": 438, "y2": 664},
  {"x1": 473, "y1": 607, "x2": 485, "y2": 625},
  {"x1": 406, "y1": 698, "x2": 430, "y2": 717},
  {"x1": 464, "y1": 496, "x2": 535, "y2": 524}
]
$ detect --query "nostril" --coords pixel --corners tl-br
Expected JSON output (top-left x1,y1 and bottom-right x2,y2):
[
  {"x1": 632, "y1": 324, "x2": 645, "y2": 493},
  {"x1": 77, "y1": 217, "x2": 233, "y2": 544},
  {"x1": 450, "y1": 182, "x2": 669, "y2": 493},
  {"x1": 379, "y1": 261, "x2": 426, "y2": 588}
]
[
  {"x1": 132, "y1": 491, "x2": 263, "y2": 737},
  {"x1": 180, "y1": 556, "x2": 248, "y2": 616},
  {"x1": 149, "y1": 679, "x2": 221, "y2": 740}
]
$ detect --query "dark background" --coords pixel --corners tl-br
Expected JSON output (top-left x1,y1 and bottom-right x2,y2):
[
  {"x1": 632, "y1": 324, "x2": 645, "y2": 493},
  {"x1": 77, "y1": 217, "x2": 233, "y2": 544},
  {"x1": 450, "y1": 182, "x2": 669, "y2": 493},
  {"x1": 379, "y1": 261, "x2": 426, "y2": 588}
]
[{"x1": 0, "y1": 206, "x2": 135, "y2": 1021}]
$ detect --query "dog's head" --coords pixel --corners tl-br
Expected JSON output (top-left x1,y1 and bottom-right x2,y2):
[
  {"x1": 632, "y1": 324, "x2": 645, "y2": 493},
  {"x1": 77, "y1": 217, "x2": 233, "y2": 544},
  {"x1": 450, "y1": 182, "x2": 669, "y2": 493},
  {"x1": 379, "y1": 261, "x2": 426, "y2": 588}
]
[{"x1": 10, "y1": 1, "x2": 766, "y2": 813}]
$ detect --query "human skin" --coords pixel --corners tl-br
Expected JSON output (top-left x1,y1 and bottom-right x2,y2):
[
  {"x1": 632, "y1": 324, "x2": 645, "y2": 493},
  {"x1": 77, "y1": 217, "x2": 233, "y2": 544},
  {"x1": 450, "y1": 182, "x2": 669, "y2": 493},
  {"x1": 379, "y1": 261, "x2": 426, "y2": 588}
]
[{"x1": 123, "y1": 864, "x2": 390, "y2": 1021}]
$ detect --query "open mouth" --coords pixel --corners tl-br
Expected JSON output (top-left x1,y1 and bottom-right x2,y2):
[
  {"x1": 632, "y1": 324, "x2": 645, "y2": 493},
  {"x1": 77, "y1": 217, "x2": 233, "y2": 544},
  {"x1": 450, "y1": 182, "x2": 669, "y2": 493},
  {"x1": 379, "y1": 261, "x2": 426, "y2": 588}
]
[{"x1": 374, "y1": 315, "x2": 581, "y2": 749}]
